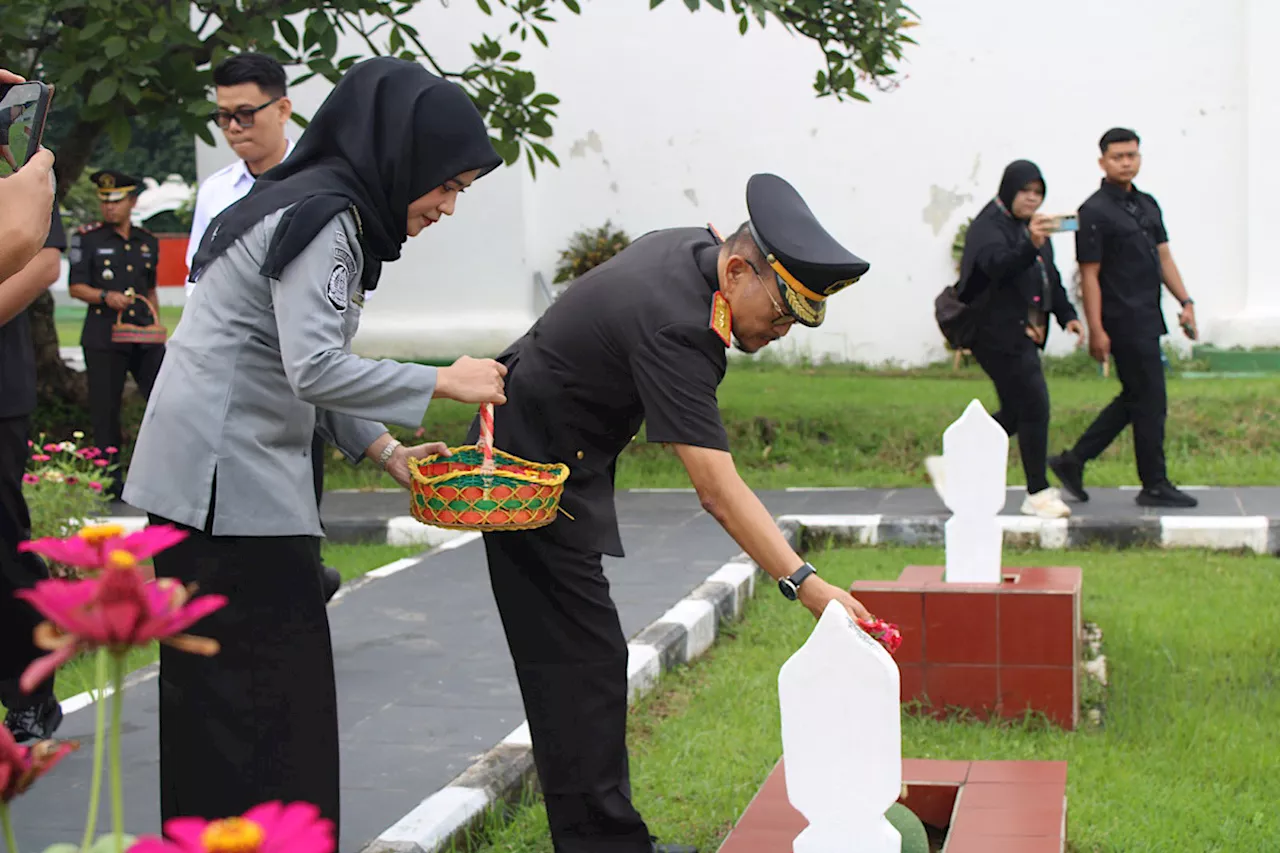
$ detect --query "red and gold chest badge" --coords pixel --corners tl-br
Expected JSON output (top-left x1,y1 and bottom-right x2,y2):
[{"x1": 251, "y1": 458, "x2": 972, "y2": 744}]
[{"x1": 710, "y1": 291, "x2": 732, "y2": 348}]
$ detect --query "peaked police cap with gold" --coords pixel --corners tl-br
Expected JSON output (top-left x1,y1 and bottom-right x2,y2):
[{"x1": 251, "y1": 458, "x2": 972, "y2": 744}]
[
  {"x1": 745, "y1": 173, "x2": 870, "y2": 328},
  {"x1": 90, "y1": 169, "x2": 143, "y2": 203}
]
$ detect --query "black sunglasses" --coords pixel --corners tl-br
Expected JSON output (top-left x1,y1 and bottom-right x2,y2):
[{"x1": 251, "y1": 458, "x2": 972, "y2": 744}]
[{"x1": 209, "y1": 97, "x2": 281, "y2": 130}]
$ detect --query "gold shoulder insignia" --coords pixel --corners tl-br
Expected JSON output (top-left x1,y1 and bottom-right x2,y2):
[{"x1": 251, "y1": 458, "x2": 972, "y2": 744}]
[{"x1": 710, "y1": 291, "x2": 732, "y2": 348}]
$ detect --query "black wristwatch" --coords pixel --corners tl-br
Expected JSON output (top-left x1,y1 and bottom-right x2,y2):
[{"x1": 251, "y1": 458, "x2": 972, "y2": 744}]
[
  {"x1": 1180, "y1": 297, "x2": 1194, "y2": 308},
  {"x1": 778, "y1": 563, "x2": 818, "y2": 601}
]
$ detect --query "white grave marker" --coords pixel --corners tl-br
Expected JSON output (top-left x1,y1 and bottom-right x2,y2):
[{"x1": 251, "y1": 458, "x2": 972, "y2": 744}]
[
  {"x1": 941, "y1": 398, "x2": 1007, "y2": 584},
  {"x1": 778, "y1": 601, "x2": 902, "y2": 853}
]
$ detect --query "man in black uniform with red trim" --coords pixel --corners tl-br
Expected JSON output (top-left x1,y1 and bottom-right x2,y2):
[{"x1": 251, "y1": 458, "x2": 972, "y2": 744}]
[
  {"x1": 67, "y1": 169, "x2": 165, "y2": 501},
  {"x1": 476, "y1": 174, "x2": 874, "y2": 853}
]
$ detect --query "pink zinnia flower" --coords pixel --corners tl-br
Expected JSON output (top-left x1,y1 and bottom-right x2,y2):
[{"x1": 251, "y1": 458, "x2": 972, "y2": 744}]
[
  {"x1": 66, "y1": 476, "x2": 79, "y2": 485},
  {"x1": 22, "y1": 473, "x2": 39, "y2": 485},
  {"x1": 128, "y1": 801, "x2": 335, "y2": 853},
  {"x1": 89, "y1": 481, "x2": 103, "y2": 492},
  {"x1": 94, "y1": 459, "x2": 109, "y2": 468},
  {"x1": 43, "y1": 443, "x2": 60, "y2": 452},
  {"x1": 0, "y1": 724, "x2": 77, "y2": 804},
  {"x1": 105, "y1": 446, "x2": 119, "y2": 454},
  {"x1": 31, "y1": 454, "x2": 51, "y2": 462},
  {"x1": 14, "y1": 525, "x2": 226, "y2": 692}
]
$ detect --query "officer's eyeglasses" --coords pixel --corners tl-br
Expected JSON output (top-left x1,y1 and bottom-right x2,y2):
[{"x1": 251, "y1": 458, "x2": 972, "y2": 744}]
[
  {"x1": 745, "y1": 260, "x2": 794, "y2": 326},
  {"x1": 209, "y1": 97, "x2": 281, "y2": 130}
]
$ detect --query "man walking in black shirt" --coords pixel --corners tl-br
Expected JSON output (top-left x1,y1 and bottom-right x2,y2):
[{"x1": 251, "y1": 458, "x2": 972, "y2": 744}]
[{"x1": 1050, "y1": 128, "x2": 1198, "y2": 508}]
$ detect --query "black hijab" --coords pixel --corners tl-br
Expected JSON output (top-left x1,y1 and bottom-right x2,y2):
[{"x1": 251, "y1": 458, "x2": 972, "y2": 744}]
[
  {"x1": 958, "y1": 159, "x2": 1046, "y2": 298},
  {"x1": 189, "y1": 57, "x2": 502, "y2": 289},
  {"x1": 996, "y1": 159, "x2": 1045, "y2": 218}
]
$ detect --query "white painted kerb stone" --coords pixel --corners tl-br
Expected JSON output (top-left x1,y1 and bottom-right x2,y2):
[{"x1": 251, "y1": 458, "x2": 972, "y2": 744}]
[
  {"x1": 377, "y1": 786, "x2": 490, "y2": 848},
  {"x1": 658, "y1": 598, "x2": 717, "y2": 661}
]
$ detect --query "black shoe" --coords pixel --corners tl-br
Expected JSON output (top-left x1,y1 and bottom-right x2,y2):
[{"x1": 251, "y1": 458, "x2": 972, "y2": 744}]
[
  {"x1": 1136, "y1": 481, "x2": 1199, "y2": 508},
  {"x1": 321, "y1": 565, "x2": 342, "y2": 602},
  {"x1": 4, "y1": 694, "x2": 63, "y2": 743},
  {"x1": 1049, "y1": 453, "x2": 1089, "y2": 502}
]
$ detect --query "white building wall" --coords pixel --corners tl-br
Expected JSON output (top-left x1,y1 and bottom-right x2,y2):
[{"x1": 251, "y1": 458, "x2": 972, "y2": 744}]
[{"x1": 195, "y1": 0, "x2": 1266, "y2": 365}]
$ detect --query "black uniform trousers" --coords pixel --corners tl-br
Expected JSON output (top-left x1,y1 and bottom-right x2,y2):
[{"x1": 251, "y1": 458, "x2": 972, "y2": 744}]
[
  {"x1": 148, "y1": 512, "x2": 340, "y2": 834},
  {"x1": 969, "y1": 341, "x2": 1052, "y2": 494},
  {"x1": 85, "y1": 344, "x2": 164, "y2": 498},
  {"x1": 1068, "y1": 337, "x2": 1167, "y2": 488},
  {"x1": 482, "y1": 525, "x2": 653, "y2": 852},
  {"x1": 0, "y1": 415, "x2": 54, "y2": 708}
]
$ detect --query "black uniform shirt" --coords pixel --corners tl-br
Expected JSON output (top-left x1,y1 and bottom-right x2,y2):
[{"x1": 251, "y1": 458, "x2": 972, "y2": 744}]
[
  {"x1": 68, "y1": 222, "x2": 160, "y2": 350},
  {"x1": 0, "y1": 211, "x2": 66, "y2": 419},
  {"x1": 480, "y1": 227, "x2": 730, "y2": 557},
  {"x1": 1076, "y1": 180, "x2": 1169, "y2": 339}
]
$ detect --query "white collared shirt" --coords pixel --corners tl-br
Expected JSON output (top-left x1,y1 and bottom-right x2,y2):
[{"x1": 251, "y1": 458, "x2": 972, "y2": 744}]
[{"x1": 184, "y1": 137, "x2": 295, "y2": 293}]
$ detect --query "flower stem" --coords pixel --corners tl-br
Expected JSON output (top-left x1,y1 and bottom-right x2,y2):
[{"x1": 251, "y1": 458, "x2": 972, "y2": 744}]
[
  {"x1": 80, "y1": 648, "x2": 109, "y2": 853},
  {"x1": 1, "y1": 803, "x2": 18, "y2": 853},
  {"x1": 109, "y1": 653, "x2": 126, "y2": 853}
]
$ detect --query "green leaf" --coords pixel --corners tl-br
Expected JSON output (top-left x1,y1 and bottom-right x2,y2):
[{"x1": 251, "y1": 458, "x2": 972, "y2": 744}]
[
  {"x1": 476, "y1": 0, "x2": 492, "y2": 13},
  {"x1": 563, "y1": 0, "x2": 580, "y2": 12},
  {"x1": 61, "y1": 62, "x2": 90, "y2": 87},
  {"x1": 80, "y1": 19, "x2": 107, "y2": 41},
  {"x1": 491, "y1": 136, "x2": 519, "y2": 165},
  {"x1": 738, "y1": 15, "x2": 748, "y2": 34},
  {"x1": 389, "y1": 26, "x2": 403, "y2": 52},
  {"x1": 103, "y1": 35, "x2": 127, "y2": 58},
  {"x1": 531, "y1": 92, "x2": 560, "y2": 106},
  {"x1": 525, "y1": 146, "x2": 537, "y2": 179},
  {"x1": 650, "y1": 0, "x2": 665, "y2": 7},
  {"x1": 532, "y1": 25, "x2": 548, "y2": 47},
  {"x1": 319, "y1": 25, "x2": 338, "y2": 58},
  {"x1": 683, "y1": 0, "x2": 699, "y2": 10},
  {"x1": 89, "y1": 834, "x2": 137, "y2": 853},
  {"x1": 278, "y1": 19, "x2": 300, "y2": 48},
  {"x1": 87, "y1": 76, "x2": 119, "y2": 106},
  {"x1": 501, "y1": 51, "x2": 521, "y2": 62},
  {"x1": 106, "y1": 114, "x2": 132, "y2": 150},
  {"x1": 148, "y1": 23, "x2": 166, "y2": 42},
  {"x1": 120, "y1": 80, "x2": 142, "y2": 105},
  {"x1": 706, "y1": 0, "x2": 724, "y2": 9},
  {"x1": 39, "y1": 844, "x2": 80, "y2": 853}
]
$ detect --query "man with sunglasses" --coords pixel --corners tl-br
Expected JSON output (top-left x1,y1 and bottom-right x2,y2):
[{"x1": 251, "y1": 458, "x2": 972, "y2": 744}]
[
  {"x1": 183, "y1": 54, "x2": 347, "y2": 598},
  {"x1": 471, "y1": 173, "x2": 874, "y2": 853},
  {"x1": 1049, "y1": 128, "x2": 1199, "y2": 509}
]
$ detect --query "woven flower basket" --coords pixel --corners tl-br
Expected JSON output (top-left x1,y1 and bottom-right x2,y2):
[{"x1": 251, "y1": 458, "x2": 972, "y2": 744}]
[{"x1": 408, "y1": 403, "x2": 570, "y2": 532}]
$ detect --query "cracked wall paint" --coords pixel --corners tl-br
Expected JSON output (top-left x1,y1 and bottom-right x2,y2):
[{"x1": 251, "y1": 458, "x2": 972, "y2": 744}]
[
  {"x1": 922, "y1": 185, "x2": 973, "y2": 236},
  {"x1": 568, "y1": 129, "x2": 604, "y2": 159}
]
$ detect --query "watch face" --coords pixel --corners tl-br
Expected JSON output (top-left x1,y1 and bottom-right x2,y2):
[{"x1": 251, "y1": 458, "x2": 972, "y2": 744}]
[{"x1": 778, "y1": 578, "x2": 798, "y2": 601}]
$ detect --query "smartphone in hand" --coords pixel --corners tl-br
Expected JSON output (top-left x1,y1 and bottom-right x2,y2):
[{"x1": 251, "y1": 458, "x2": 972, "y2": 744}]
[
  {"x1": 1047, "y1": 213, "x2": 1079, "y2": 233},
  {"x1": 0, "y1": 81, "x2": 53, "y2": 177}
]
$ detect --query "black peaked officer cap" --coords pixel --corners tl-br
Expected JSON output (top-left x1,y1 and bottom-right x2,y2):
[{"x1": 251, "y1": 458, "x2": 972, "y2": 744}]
[
  {"x1": 745, "y1": 173, "x2": 869, "y2": 328},
  {"x1": 90, "y1": 169, "x2": 143, "y2": 203}
]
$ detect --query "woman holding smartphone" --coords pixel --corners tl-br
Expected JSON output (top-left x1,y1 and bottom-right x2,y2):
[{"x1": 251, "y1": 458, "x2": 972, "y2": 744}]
[{"x1": 950, "y1": 160, "x2": 1084, "y2": 519}]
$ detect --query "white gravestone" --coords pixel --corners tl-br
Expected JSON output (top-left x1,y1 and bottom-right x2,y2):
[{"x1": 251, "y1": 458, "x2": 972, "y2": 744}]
[
  {"x1": 778, "y1": 600, "x2": 902, "y2": 853},
  {"x1": 941, "y1": 399, "x2": 1007, "y2": 584}
]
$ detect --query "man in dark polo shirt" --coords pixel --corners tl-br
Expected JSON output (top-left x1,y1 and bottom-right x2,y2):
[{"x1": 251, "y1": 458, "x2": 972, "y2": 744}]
[
  {"x1": 1050, "y1": 128, "x2": 1198, "y2": 508},
  {"x1": 474, "y1": 174, "x2": 875, "y2": 853},
  {"x1": 0, "y1": 209, "x2": 66, "y2": 742}
]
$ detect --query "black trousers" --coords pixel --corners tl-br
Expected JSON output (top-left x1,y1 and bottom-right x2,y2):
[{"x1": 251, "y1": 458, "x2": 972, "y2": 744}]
[
  {"x1": 970, "y1": 341, "x2": 1052, "y2": 493},
  {"x1": 1069, "y1": 338, "x2": 1167, "y2": 487},
  {"x1": 148, "y1": 514, "x2": 339, "y2": 834},
  {"x1": 85, "y1": 344, "x2": 164, "y2": 498},
  {"x1": 483, "y1": 526, "x2": 653, "y2": 853},
  {"x1": 0, "y1": 414, "x2": 54, "y2": 706}
]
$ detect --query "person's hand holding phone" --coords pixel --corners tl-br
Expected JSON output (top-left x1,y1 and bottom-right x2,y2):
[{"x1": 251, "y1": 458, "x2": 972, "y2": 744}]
[{"x1": 1028, "y1": 213, "x2": 1054, "y2": 248}]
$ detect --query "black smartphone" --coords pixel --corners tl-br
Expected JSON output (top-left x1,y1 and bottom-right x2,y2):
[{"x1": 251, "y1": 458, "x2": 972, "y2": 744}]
[{"x1": 0, "y1": 80, "x2": 53, "y2": 177}]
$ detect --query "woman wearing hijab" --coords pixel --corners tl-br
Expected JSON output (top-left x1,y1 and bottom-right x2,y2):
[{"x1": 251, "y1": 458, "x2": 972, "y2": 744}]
[
  {"x1": 122, "y1": 57, "x2": 509, "y2": 831},
  {"x1": 952, "y1": 160, "x2": 1084, "y2": 519}
]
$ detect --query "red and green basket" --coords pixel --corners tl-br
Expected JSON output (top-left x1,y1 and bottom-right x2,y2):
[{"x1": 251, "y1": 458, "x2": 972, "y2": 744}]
[{"x1": 408, "y1": 403, "x2": 570, "y2": 532}]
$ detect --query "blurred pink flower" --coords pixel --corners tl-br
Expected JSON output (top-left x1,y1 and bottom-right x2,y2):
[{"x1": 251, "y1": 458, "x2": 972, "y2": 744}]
[
  {"x1": 89, "y1": 481, "x2": 103, "y2": 492},
  {"x1": 128, "y1": 801, "x2": 335, "y2": 853},
  {"x1": 105, "y1": 446, "x2": 119, "y2": 454},
  {"x1": 20, "y1": 523, "x2": 188, "y2": 571},
  {"x1": 31, "y1": 454, "x2": 51, "y2": 462},
  {"x1": 67, "y1": 477, "x2": 79, "y2": 485},
  {"x1": 22, "y1": 473, "x2": 39, "y2": 485},
  {"x1": 94, "y1": 459, "x2": 109, "y2": 468},
  {"x1": 43, "y1": 443, "x2": 60, "y2": 452},
  {"x1": 0, "y1": 724, "x2": 77, "y2": 804}
]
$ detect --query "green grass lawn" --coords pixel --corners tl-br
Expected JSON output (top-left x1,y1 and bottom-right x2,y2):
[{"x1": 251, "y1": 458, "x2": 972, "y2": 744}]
[
  {"x1": 1, "y1": 542, "x2": 426, "y2": 713},
  {"x1": 466, "y1": 545, "x2": 1280, "y2": 853},
  {"x1": 321, "y1": 357, "x2": 1280, "y2": 492}
]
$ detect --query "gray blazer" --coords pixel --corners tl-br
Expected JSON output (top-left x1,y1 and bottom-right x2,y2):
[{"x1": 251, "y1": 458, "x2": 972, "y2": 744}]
[{"x1": 123, "y1": 207, "x2": 437, "y2": 537}]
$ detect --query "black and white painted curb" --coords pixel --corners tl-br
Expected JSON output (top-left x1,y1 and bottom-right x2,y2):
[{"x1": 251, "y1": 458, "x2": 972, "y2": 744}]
[
  {"x1": 94, "y1": 515, "x2": 470, "y2": 549},
  {"x1": 776, "y1": 513, "x2": 1280, "y2": 555},
  {"x1": 359, "y1": 558, "x2": 761, "y2": 853}
]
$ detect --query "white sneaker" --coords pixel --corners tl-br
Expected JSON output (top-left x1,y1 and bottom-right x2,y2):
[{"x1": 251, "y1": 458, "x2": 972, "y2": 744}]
[
  {"x1": 1022, "y1": 487, "x2": 1071, "y2": 519},
  {"x1": 924, "y1": 455, "x2": 947, "y2": 504}
]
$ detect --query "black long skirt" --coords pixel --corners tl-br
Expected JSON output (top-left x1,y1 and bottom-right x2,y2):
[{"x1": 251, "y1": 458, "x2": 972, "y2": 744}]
[{"x1": 148, "y1": 515, "x2": 339, "y2": 833}]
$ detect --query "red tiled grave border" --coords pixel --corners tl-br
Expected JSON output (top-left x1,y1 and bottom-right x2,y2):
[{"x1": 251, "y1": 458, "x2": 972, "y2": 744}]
[
  {"x1": 853, "y1": 565, "x2": 1083, "y2": 729},
  {"x1": 718, "y1": 758, "x2": 1067, "y2": 853}
]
